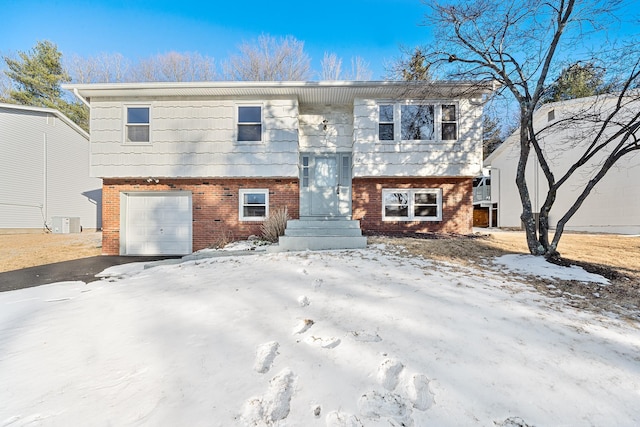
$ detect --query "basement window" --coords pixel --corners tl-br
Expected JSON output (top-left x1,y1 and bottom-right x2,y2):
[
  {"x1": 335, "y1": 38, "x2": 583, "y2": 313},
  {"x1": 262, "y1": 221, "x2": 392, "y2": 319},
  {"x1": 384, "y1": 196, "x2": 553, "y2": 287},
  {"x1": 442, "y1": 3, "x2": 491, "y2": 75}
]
[
  {"x1": 382, "y1": 188, "x2": 442, "y2": 221},
  {"x1": 239, "y1": 189, "x2": 269, "y2": 221}
]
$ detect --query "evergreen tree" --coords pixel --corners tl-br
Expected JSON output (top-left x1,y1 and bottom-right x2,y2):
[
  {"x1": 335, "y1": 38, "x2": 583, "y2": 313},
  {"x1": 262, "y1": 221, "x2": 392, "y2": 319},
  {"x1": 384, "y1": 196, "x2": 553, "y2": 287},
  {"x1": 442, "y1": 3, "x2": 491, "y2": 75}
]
[
  {"x1": 401, "y1": 48, "x2": 430, "y2": 81},
  {"x1": 3, "y1": 40, "x2": 88, "y2": 131},
  {"x1": 482, "y1": 115, "x2": 502, "y2": 159},
  {"x1": 542, "y1": 62, "x2": 612, "y2": 103},
  {"x1": 387, "y1": 47, "x2": 431, "y2": 81}
]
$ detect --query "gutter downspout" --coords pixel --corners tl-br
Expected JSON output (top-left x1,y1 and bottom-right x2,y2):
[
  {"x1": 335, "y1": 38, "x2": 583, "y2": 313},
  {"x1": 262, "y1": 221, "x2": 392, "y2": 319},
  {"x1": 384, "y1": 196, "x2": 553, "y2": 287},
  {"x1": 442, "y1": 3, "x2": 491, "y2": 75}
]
[
  {"x1": 43, "y1": 132, "x2": 48, "y2": 228},
  {"x1": 73, "y1": 88, "x2": 90, "y2": 107}
]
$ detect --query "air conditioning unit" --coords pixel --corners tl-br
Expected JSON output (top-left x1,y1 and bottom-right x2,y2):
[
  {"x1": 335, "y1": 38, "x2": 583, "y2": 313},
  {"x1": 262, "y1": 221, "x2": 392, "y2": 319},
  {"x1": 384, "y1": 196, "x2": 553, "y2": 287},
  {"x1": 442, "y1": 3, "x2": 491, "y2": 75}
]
[{"x1": 52, "y1": 217, "x2": 81, "y2": 233}]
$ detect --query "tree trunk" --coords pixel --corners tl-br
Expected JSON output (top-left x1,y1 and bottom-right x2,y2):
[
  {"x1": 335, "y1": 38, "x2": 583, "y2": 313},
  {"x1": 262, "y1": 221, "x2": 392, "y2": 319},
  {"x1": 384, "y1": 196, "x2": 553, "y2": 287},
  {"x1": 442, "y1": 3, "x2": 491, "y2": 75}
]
[{"x1": 515, "y1": 110, "x2": 544, "y2": 255}]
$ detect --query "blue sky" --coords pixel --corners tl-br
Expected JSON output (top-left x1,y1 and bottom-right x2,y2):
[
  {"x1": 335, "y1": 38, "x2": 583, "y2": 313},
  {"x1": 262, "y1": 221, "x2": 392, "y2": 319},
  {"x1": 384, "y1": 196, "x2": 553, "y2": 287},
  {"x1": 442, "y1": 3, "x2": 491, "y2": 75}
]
[
  {"x1": 0, "y1": 0, "x2": 433, "y2": 79},
  {"x1": 1, "y1": 0, "x2": 638, "y2": 81}
]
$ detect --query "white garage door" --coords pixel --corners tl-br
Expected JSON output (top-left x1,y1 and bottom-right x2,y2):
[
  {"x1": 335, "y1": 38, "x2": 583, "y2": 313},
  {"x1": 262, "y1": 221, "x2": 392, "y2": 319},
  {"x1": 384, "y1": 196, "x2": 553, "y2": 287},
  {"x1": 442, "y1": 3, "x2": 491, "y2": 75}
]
[{"x1": 122, "y1": 192, "x2": 192, "y2": 255}]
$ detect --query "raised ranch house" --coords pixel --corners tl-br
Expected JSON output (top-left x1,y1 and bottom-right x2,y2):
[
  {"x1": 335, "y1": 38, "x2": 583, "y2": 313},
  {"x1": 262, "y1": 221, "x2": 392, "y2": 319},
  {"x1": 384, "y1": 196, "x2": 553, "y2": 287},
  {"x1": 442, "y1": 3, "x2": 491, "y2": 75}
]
[
  {"x1": 485, "y1": 94, "x2": 640, "y2": 235},
  {"x1": 0, "y1": 102, "x2": 102, "y2": 233},
  {"x1": 65, "y1": 80, "x2": 492, "y2": 255}
]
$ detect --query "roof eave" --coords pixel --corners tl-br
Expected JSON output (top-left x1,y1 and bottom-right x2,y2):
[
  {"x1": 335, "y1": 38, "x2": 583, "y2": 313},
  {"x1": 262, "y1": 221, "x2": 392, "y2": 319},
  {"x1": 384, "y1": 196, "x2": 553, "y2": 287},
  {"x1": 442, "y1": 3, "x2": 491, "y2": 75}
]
[{"x1": 62, "y1": 80, "x2": 496, "y2": 103}]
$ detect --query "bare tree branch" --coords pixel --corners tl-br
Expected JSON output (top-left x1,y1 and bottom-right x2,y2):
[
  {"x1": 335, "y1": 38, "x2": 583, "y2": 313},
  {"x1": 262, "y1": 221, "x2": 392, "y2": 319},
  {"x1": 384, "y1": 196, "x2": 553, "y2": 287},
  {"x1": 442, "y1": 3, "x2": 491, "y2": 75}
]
[
  {"x1": 222, "y1": 34, "x2": 312, "y2": 81},
  {"x1": 422, "y1": 0, "x2": 636, "y2": 257}
]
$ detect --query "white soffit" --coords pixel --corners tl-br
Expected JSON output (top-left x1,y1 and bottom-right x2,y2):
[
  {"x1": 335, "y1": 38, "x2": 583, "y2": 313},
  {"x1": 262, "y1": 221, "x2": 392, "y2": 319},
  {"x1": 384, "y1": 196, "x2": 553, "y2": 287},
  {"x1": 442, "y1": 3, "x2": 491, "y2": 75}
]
[{"x1": 63, "y1": 81, "x2": 495, "y2": 105}]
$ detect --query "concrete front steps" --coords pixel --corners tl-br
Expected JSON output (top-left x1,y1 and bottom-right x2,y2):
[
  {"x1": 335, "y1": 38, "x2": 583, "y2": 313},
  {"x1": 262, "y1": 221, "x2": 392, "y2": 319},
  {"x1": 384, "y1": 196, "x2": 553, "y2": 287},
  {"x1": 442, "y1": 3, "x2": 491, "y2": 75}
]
[{"x1": 268, "y1": 219, "x2": 367, "y2": 252}]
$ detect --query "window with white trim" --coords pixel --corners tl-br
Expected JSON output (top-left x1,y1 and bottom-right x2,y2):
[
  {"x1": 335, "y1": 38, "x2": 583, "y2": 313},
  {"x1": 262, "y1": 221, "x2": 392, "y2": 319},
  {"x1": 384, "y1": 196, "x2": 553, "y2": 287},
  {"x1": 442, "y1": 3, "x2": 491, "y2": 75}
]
[
  {"x1": 379, "y1": 104, "x2": 394, "y2": 141},
  {"x1": 239, "y1": 189, "x2": 269, "y2": 221},
  {"x1": 441, "y1": 105, "x2": 457, "y2": 140},
  {"x1": 382, "y1": 188, "x2": 442, "y2": 221},
  {"x1": 301, "y1": 156, "x2": 310, "y2": 188},
  {"x1": 237, "y1": 105, "x2": 262, "y2": 142},
  {"x1": 125, "y1": 106, "x2": 150, "y2": 143},
  {"x1": 377, "y1": 103, "x2": 457, "y2": 142}
]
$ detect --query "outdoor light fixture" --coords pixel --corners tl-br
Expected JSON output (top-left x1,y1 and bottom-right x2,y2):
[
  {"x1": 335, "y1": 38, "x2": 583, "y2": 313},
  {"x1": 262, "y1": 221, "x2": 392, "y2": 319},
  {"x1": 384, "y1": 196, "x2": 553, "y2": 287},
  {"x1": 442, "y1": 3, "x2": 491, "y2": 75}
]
[
  {"x1": 322, "y1": 119, "x2": 328, "y2": 131},
  {"x1": 146, "y1": 177, "x2": 160, "y2": 184}
]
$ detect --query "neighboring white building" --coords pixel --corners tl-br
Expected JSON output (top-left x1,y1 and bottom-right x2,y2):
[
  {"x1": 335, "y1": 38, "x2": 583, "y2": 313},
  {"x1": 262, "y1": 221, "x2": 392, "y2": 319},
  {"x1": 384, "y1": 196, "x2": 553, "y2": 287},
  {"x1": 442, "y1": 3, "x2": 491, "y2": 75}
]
[
  {"x1": 65, "y1": 80, "x2": 492, "y2": 255},
  {"x1": 0, "y1": 103, "x2": 102, "y2": 232},
  {"x1": 485, "y1": 94, "x2": 640, "y2": 234}
]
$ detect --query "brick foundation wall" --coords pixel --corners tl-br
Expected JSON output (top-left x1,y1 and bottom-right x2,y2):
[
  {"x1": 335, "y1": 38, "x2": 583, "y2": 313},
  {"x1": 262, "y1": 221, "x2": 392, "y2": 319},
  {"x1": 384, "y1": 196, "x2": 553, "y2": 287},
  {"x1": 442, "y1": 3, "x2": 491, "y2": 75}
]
[
  {"x1": 102, "y1": 178, "x2": 299, "y2": 255},
  {"x1": 352, "y1": 177, "x2": 474, "y2": 235}
]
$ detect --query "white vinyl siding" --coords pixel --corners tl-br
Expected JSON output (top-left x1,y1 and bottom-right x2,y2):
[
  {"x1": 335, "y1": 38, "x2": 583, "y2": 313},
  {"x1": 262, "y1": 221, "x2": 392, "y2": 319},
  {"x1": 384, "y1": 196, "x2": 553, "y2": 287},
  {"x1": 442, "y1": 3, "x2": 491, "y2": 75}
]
[
  {"x1": 486, "y1": 97, "x2": 640, "y2": 234},
  {"x1": 298, "y1": 104, "x2": 353, "y2": 151},
  {"x1": 90, "y1": 98, "x2": 299, "y2": 178},
  {"x1": 354, "y1": 98, "x2": 483, "y2": 177},
  {"x1": 0, "y1": 104, "x2": 101, "y2": 230}
]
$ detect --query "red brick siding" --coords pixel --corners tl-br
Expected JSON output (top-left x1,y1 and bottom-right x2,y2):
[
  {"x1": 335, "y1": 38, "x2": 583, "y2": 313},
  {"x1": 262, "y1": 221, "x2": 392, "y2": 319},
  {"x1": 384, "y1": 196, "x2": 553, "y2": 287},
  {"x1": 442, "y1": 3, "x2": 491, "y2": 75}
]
[
  {"x1": 101, "y1": 178, "x2": 299, "y2": 255},
  {"x1": 352, "y1": 177, "x2": 473, "y2": 235}
]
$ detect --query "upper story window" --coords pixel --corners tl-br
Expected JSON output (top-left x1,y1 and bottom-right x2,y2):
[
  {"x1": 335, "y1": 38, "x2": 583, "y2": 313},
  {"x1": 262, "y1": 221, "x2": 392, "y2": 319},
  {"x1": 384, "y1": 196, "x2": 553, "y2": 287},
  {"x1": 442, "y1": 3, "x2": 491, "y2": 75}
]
[
  {"x1": 401, "y1": 105, "x2": 434, "y2": 140},
  {"x1": 237, "y1": 105, "x2": 262, "y2": 142},
  {"x1": 379, "y1": 104, "x2": 394, "y2": 141},
  {"x1": 441, "y1": 105, "x2": 457, "y2": 140},
  {"x1": 378, "y1": 103, "x2": 457, "y2": 142},
  {"x1": 125, "y1": 106, "x2": 150, "y2": 143}
]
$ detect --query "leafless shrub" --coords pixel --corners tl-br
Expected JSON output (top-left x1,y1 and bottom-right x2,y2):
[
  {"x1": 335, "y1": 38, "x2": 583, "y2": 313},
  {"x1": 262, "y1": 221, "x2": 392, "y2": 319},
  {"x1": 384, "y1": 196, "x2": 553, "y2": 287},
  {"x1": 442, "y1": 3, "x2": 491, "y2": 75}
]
[
  {"x1": 261, "y1": 207, "x2": 289, "y2": 243},
  {"x1": 209, "y1": 228, "x2": 235, "y2": 249}
]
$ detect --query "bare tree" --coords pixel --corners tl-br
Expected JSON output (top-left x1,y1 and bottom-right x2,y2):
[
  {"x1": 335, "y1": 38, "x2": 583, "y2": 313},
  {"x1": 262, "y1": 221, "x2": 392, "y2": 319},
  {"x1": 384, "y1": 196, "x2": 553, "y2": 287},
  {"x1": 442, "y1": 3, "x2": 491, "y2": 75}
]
[
  {"x1": 320, "y1": 52, "x2": 343, "y2": 80},
  {"x1": 68, "y1": 51, "x2": 216, "y2": 83},
  {"x1": 223, "y1": 34, "x2": 312, "y2": 81},
  {"x1": 67, "y1": 52, "x2": 131, "y2": 83},
  {"x1": 131, "y1": 51, "x2": 217, "y2": 82},
  {"x1": 345, "y1": 56, "x2": 373, "y2": 81},
  {"x1": 422, "y1": 0, "x2": 640, "y2": 258},
  {"x1": 320, "y1": 52, "x2": 373, "y2": 80}
]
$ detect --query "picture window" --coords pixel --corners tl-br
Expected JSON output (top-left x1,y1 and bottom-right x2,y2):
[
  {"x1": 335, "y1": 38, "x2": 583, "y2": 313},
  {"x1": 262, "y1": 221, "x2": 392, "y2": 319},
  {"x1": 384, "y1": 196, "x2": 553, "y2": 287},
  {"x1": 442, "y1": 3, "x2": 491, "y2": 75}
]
[{"x1": 382, "y1": 188, "x2": 442, "y2": 221}]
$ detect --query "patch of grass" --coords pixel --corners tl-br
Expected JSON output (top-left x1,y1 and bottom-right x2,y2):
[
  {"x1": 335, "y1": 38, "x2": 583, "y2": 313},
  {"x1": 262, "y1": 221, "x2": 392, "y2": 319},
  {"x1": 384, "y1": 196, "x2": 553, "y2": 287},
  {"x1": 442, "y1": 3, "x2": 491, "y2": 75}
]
[{"x1": 370, "y1": 231, "x2": 640, "y2": 320}]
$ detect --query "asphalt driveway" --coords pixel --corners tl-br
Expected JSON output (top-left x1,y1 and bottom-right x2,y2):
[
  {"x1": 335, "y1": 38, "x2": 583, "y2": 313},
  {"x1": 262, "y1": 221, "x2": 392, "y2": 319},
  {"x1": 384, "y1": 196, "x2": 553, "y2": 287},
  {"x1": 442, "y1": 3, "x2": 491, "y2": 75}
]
[{"x1": 0, "y1": 256, "x2": 179, "y2": 292}]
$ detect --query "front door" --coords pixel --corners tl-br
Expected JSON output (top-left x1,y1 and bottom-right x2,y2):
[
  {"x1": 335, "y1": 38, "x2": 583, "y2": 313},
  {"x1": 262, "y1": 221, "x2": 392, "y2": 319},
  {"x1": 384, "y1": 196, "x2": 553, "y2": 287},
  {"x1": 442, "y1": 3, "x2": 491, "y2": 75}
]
[{"x1": 302, "y1": 153, "x2": 352, "y2": 217}]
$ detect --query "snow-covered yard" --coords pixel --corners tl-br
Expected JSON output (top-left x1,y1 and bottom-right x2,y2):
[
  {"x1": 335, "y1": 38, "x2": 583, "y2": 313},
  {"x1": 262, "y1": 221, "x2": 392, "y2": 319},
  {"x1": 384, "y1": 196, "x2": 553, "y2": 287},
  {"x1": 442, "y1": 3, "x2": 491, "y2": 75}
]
[{"x1": 1, "y1": 243, "x2": 639, "y2": 426}]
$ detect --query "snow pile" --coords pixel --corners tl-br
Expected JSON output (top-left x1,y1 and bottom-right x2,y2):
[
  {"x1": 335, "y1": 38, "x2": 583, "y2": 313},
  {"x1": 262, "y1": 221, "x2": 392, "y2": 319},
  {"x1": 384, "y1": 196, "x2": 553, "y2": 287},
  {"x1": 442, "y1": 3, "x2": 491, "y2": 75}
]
[
  {"x1": 494, "y1": 254, "x2": 610, "y2": 284},
  {"x1": 1, "y1": 246, "x2": 639, "y2": 426}
]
